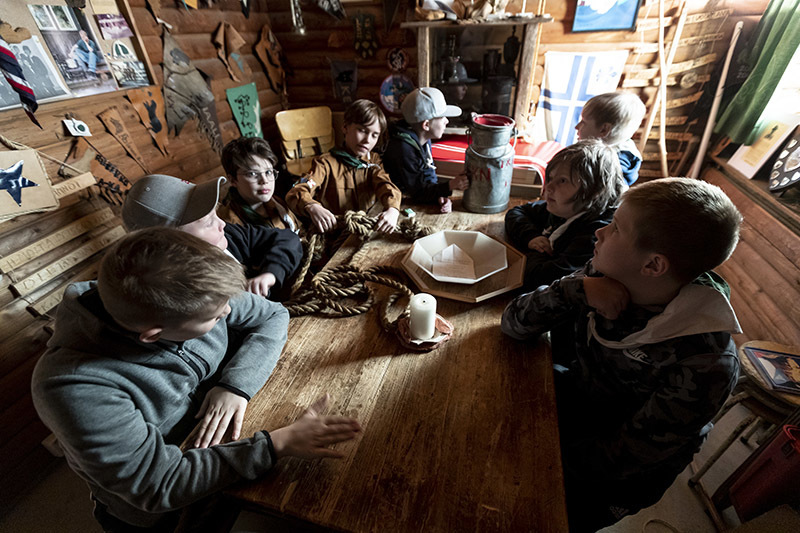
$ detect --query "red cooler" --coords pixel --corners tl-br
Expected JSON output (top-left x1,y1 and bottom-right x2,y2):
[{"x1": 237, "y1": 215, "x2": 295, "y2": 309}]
[{"x1": 728, "y1": 424, "x2": 800, "y2": 522}]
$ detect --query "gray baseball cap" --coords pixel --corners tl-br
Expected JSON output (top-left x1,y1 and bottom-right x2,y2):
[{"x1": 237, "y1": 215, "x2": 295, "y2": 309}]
[
  {"x1": 122, "y1": 174, "x2": 226, "y2": 231},
  {"x1": 401, "y1": 87, "x2": 461, "y2": 123}
]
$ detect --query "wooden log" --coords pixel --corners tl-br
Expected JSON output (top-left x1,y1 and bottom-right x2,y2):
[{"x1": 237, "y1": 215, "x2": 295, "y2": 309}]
[
  {"x1": 623, "y1": 73, "x2": 711, "y2": 88},
  {"x1": 665, "y1": 90, "x2": 703, "y2": 108},
  {"x1": 637, "y1": 9, "x2": 732, "y2": 31},
  {"x1": 11, "y1": 226, "x2": 125, "y2": 297},
  {"x1": 28, "y1": 260, "x2": 101, "y2": 318},
  {"x1": 0, "y1": 208, "x2": 114, "y2": 273},
  {"x1": 625, "y1": 53, "x2": 717, "y2": 80},
  {"x1": 704, "y1": 168, "x2": 800, "y2": 265}
]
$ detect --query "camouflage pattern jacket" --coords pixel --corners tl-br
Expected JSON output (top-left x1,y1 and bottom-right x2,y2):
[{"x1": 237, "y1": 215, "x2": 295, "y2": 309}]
[{"x1": 501, "y1": 265, "x2": 741, "y2": 481}]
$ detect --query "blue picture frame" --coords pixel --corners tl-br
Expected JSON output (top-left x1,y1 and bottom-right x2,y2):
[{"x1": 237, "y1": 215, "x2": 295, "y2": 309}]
[{"x1": 572, "y1": 0, "x2": 641, "y2": 33}]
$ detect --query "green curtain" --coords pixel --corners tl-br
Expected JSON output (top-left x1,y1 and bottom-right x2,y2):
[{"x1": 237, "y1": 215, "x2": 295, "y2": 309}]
[{"x1": 714, "y1": 0, "x2": 800, "y2": 144}]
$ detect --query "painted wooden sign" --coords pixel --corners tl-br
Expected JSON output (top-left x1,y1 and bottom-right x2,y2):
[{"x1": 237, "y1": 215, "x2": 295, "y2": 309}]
[
  {"x1": 52, "y1": 172, "x2": 97, "y2": 199},
  {"x1": 11, "y1": 224, "x2": 124, "y2": 297},
  {"x1": 0, "y1": 207, "x2": 114, "y2": 273}
]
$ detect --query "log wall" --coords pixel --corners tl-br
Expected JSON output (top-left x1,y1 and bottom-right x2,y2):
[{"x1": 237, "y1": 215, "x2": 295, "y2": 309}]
[{"x1": 704, "y1": 167, "x2": 800, "y2": 348}]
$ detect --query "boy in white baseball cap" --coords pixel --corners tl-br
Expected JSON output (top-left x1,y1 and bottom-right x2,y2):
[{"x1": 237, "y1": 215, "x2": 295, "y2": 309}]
[
  {"x1": 123, "y1": 174, "x2": 302, "y2": 300},
  {"x1": 383, "y1": 87, "x2": 469, "y2": 213}
]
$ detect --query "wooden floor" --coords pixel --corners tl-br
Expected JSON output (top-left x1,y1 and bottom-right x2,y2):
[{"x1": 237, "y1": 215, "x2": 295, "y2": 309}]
[{"x1": 0, "y1": 403, "x2": 760, "y2": 533}]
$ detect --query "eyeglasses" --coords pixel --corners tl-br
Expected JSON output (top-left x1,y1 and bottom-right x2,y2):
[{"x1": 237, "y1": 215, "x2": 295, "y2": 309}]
[{"x1": 240, "y1": 169, "x2": 276, "y2": 182}]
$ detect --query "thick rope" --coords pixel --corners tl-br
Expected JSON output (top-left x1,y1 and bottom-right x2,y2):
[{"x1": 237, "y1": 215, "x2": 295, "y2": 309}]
[{"x1": 285, "y1": 211, "x2": 434, "y2": 329}]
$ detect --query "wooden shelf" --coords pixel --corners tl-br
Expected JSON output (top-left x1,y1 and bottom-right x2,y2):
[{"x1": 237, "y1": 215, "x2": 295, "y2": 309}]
[
  {"x1": 400, "y1": 15, "x2": 553, "y2": 29},
  {"x1": 711, "y1": 155, "x2": 800, "y2": 237}
]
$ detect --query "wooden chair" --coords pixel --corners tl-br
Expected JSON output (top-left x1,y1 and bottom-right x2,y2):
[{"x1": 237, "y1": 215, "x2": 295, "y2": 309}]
[{"x1": 275, "y1": 106, "x2": 335, "y2": 176}]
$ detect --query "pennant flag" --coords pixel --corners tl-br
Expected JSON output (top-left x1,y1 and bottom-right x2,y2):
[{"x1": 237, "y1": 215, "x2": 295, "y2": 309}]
[{"x1": 0, "y1": 37, "x2": 41, "y2": 127}]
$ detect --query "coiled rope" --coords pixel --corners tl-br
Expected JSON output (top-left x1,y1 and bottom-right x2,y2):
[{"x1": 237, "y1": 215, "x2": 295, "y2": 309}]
[{"x1": 284, "y1": 210, "x2": 434, "y2": 330}]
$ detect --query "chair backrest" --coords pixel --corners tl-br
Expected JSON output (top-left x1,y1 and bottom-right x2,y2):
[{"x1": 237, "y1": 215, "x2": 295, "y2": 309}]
[{"x1": 275, "y1": 106, "x2": 335, "y2": 175}]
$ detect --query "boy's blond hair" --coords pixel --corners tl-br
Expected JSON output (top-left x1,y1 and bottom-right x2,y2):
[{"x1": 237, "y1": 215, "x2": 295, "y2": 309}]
[
  {"x1": 344, "y1": 98, "x2": 387, "y2": 148},
  {"x1": 582, "y1": 92, "x2": 646, "y2": 145},
  {"x1": 547, "y1": 139, "x2": 627, "y2": 217},
  {"x1": 98, "y1": 228, "x2": 246, "y2": 328},
  {"x1": 622, "y1": 178, "x2": 742, "y2": 283}
]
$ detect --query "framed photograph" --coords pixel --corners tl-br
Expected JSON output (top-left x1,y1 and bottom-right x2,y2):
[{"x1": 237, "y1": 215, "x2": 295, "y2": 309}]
[
  {"x1": 37, "y1": 6, "x2": 119, "y2": 97},
  {"x1": 50, "y1": 5, "x2": 79, "y2": 32},
  {"x1": 744, "y1": 346, "x2": 800, "y2": 395},
  {"x1": 572, "y1": 0, "x2": 642, "y2": 33},
  {"x1": 728, "y1": 115, "x2": 800, "y2": 179},
  {"x1": 27, "y1": 5, "x2": 57, "y2": 31}
]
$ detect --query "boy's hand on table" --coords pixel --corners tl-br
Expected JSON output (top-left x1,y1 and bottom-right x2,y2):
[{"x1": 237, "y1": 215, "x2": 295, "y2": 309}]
[
  {"x1": 306, "y1": 204, "x2": 338, "y2": 233},
  {"x1": 528, "y1": 236, "x2": 553, "y2": 255},
  {"x1": 438, "y1": 197, "x2": 452, "y2": 213},
  {"x1": 584, "y1": 276, "x2": 630, "y2": 320},
  {"x1": 375, "y1": 207, "x2": 399, "y2": 233},
  {"x1": 193, "y1": 387, "x2": 248, "y2": 448},
  {"x1": 270, "y1": 394, "x2": 361, "y2": 460},
  {"x1": 247, "y1": 272, "x2": 276, "y2": 297},
  {"x1": 449, "y1": 172, "x2": 469, "y2": 191}
]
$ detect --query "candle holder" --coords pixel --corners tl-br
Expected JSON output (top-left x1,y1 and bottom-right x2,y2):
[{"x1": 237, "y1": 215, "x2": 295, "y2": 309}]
[{"x1": 395, "y1": 314, "x2": 454, "y2": 352}]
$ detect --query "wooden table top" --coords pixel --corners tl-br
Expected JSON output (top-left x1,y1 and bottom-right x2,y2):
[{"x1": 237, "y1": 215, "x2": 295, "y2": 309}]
[{"x1": 228, "y1": 200, "x2": 568, "y2": 532}]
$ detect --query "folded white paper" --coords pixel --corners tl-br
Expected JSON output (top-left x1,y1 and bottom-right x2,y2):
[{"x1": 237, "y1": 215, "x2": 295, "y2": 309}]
[{"x1": 432, "y1": 244, "x2": 475, "y2": 279}]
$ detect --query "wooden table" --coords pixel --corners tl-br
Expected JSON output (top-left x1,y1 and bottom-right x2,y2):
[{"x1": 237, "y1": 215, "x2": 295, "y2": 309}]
[{"x1": 229, "y1": 200, "x2": 568, "y2": 532}]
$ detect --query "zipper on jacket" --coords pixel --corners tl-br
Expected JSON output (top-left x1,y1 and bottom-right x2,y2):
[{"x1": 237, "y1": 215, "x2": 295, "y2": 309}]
[{"x1": 175, "y1": 344, "x2": 205, "y2": 380}]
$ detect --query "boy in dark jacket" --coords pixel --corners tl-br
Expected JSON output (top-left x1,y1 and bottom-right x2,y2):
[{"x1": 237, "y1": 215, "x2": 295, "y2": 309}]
[
  {"x1": 502, "y1": 178, "x2": 743, "y2": 532},
  {"x1": 32, "y1": 228, "x2": 361, "y2": 531},
  {"x1": 123, "y1": 173, "x2": 302, "y2": 300},
  {"x1": 383, "y1": 87, "x2": 469, "y2": 213},
  {"x1": 504, "y1": 140, "x2": 626, "y2": 290}
]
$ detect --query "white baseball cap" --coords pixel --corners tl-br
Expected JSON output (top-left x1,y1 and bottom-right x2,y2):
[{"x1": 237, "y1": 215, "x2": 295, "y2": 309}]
[{"x1": 401, "y1": 87, "x2": 461, "y2": 123}]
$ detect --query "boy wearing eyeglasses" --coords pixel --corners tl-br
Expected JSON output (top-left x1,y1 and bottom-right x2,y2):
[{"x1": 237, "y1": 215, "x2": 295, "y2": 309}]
[
  {"x1": 122, "y1": 173, "x2": 302, "y2": 300},
  {"x1": 218, "y1": 137, "x2": 301, "y2": 233}
]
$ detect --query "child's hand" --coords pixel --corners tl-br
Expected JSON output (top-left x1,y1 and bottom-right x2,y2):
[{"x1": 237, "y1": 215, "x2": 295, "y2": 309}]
[
  {"x1": 269, "y1": 394, "x2": 361, "y2": 460},
  {"x1": 528, "y1": 236, "x2": 553, "y2": 255},
  {"x1": 247, "y1": 272, "x2": 276, "y2": 297},
  {"x1": 439, "y1": 197, "x2": 452, "y2": 213},
  {"x1": 306, "y1": 203, "x2": 338, "y2": 233},
  {"x1": 375, "y1": 207, "x2": 399, "y2": 233},
  {"x1": 193, "y1": 386, "x2": 248, "y2": 448},
  {"x1": 449, "y1": 172, "x2": 469, "y2": 191},
  {"x1": 584, "y1": 276, "x2": 630, "y2": 320}
]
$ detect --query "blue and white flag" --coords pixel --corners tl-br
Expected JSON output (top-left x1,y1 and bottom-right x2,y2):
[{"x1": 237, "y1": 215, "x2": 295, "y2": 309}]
[{"x1": 534, "y1": 50, "x2": 628, "y2": 145}]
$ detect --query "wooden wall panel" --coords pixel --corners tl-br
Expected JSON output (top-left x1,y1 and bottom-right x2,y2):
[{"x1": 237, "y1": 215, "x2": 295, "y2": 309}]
[
  {"x1": 704, "y1": 167, "x2": 800, "y2": 347},
  {"x1": 0, "y1": 0, "x2": 284, "y2": 508}
]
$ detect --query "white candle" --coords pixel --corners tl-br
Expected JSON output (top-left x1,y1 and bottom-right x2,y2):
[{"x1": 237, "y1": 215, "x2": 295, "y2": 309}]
[{"x1": 409, "y1": 293, "x2": 437, "y2": 340}]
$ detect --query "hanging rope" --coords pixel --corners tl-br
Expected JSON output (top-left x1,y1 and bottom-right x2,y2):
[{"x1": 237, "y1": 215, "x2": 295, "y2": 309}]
[{"x1": 285, "y1": 210, "x2": 435, "y2": 330}]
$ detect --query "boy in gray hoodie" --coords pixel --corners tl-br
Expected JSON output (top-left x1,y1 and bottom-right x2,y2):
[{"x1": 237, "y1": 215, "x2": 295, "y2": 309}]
[
  {"x1": 502, "y1": 178, "x2": 742, "y2": 532},
  {"x1": 32, "y1": 228, "x2": 361, "y2": 531}
]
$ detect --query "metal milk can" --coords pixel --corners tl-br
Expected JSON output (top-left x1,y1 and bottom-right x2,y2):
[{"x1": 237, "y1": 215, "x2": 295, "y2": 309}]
[{"x1": 463, "y1": 114, "x2": 516, "y2": 214}]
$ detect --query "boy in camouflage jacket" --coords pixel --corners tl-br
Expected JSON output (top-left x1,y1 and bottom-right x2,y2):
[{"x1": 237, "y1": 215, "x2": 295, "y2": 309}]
[{"x1": 501, "y1": 178, "x2": 743, "y2": 532}]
